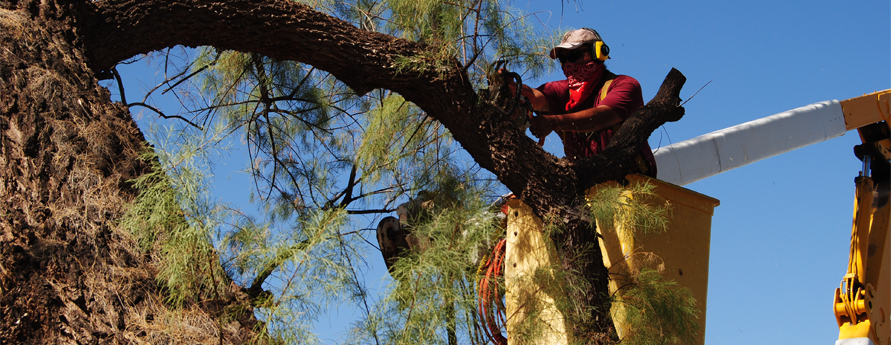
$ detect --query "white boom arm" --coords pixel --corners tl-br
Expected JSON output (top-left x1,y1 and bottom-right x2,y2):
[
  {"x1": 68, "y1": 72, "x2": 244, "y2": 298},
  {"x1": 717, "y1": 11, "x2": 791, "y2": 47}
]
[{"x1": 654, "y1": 100, "x2": 848, "y2": 186}]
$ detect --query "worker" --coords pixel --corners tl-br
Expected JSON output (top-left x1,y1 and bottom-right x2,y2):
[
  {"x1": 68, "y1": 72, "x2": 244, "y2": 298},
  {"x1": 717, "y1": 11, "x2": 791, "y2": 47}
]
[{"x1": 507, "y1": 28, "x2": 657, "y2": 177}]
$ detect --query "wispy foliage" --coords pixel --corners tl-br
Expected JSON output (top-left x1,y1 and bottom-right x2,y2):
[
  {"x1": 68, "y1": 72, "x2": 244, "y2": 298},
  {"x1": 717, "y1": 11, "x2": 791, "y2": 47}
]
[
  {"x1": 348, "y1": 173, "x2": 506, "y2": 345},
  {"x1": 586, "y1": 182, "x2": 699, "y2": 344},
  {"x1": 612, "y1": 268, "x2": 699, "y2": 345},
  {"x1": 587, "y1": 181, "x2": 671, "y2": 241},
  {"x1": 119, "y1": 119, "x2": 365, "y2": 343},
  {"x1": 383, "y1": 0, "x2": 554, "y2": 83},
  {"x1": 120, "y1": 124, "x2": 231, "y2": 307}
]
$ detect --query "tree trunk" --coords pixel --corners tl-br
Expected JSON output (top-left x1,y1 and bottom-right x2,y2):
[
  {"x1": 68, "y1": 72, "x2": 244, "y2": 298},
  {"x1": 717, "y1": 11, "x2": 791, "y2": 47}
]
[
  {"x1": 0, "y1": 1, "x2": 262, "y2": 343},
  {"x1": 0, "y1": 0, "x2": 686, "y2": 342}
]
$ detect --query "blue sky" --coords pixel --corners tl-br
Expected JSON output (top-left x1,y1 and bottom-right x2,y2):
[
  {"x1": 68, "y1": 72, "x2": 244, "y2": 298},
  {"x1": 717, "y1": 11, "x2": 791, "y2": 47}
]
[{"x1": 110, "y1": 0, "x2": 890, "y2": 343}]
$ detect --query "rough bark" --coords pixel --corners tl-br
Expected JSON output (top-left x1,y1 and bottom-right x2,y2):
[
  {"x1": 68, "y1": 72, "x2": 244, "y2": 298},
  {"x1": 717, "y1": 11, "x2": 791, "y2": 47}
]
[
  {"x1": 0, "y1": 0, "x2": 687, "y2": 343},
  {"x1": 0, "y1": 1, "x2": 262, "y2": 344}
]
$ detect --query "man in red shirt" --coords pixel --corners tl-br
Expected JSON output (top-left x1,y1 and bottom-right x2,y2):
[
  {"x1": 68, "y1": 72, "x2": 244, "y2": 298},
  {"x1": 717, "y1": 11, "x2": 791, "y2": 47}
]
[{"x1": 512, "y1": 28, "x2": 657, "y2": 177}]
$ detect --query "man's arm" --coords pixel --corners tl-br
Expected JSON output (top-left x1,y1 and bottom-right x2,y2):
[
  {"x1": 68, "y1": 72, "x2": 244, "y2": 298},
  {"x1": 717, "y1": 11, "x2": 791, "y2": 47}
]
[
  {"x1": 529, "y1": 105, "x2": 623, "y2": 138},
  {"x1": 519, "y1": 85, "x2": 550, "y2": 113},
  {"x1": 530, "y1": 75, "x2": 641, "y2": 139},
  {"x1": 511, "y1": 83, "x2": 622, "y2": 139},
  {"x1": 503, "y1": 73, "x2": 636, "y2": 139}
]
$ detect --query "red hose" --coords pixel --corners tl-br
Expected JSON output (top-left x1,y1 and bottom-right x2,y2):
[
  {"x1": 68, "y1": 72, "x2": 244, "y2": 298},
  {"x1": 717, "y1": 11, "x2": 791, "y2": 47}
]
[{"x1": 478, "y1": 239, "x2": 507, "y2": 345}]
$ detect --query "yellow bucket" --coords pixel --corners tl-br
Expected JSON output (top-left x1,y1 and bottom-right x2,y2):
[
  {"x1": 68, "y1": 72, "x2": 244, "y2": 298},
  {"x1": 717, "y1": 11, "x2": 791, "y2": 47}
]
[{"x1": 504, "y1": 175, "x2": 719, "y2": 344}]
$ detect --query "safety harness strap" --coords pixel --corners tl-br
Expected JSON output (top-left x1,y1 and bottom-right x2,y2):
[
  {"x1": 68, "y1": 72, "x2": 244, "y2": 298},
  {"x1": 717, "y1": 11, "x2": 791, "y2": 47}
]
[{"x1": 601, "y1": 79, "x2": 650, "y2": 175}]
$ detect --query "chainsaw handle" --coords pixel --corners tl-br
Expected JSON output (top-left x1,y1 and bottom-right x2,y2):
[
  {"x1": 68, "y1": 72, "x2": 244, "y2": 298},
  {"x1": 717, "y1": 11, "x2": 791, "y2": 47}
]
[
  {"x1": 530, "y1": 112, "x2": 546, "y2": 147},
  {"x1": 499, "y1": 70, "x2": 524, "y2": 117},
  {"x1": 495, "y1": 63, "x2": 544, "y2": 147}
]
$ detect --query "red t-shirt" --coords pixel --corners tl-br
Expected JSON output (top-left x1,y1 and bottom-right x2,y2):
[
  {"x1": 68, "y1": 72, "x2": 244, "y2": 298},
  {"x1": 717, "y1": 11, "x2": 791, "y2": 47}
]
[{"x1": 536, "y1": 73, "x2": 657, "y2": 177}]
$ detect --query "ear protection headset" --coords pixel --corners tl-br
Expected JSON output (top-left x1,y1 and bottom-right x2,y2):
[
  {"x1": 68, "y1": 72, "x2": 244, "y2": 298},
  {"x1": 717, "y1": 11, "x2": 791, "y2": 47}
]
[
  {"x1": 593, "y1": 40, "x2": 610, "y2": 62},
  {"x1": 580, "y1": 27, "x2": 610, "y2": 62}
]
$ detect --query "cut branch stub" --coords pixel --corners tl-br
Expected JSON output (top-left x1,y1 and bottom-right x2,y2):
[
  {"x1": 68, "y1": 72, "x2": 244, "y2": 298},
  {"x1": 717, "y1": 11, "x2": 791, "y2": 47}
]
[{"x1": 574, "y1": 68, "x2": 687, "y2": 194}]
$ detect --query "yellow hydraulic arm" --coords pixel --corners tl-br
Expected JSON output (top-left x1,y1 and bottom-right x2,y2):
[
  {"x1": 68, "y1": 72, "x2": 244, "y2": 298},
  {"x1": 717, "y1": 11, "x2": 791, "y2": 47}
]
[{"x1": 833, "y1": 90, "x2": 891, "y2": 345}]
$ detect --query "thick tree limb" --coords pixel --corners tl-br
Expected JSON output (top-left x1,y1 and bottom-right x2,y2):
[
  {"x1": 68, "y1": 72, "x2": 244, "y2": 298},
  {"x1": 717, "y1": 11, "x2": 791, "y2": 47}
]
[
  {"x1": 63, "y1": 0, "x2": 689, "y2": 341},
  {"x1": 79, "y1": 0, "x2": 504, "y2": 171},
  {"x1": 76, "y1": 0, "x2": 687, "y2": 219}
]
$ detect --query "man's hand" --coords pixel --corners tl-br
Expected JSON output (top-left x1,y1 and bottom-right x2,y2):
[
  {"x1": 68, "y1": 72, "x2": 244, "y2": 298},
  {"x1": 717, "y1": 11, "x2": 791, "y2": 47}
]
[{"x1": 529, "y1": 114, "x2": 554, "y2": 140}]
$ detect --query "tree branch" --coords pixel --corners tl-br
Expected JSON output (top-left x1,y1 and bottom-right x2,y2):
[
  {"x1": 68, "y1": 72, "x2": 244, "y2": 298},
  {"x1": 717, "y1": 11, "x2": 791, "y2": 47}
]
[
  {"x1": 80, "y1": 0, "x2": 504, "y2": 171},
  {"x1": 126, "y1": 102, "x2": 204, "y2": 129}
]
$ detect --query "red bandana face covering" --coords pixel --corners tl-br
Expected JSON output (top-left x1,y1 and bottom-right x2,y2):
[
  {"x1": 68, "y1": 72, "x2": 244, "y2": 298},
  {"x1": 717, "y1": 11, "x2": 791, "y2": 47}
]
[{"x1": 562, "y1": 61, "x2": 605, "y2": 111}]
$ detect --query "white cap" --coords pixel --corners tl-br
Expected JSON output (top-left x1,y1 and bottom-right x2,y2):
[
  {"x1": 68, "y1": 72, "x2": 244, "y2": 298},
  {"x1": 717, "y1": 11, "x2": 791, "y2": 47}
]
[{"x1": 549, "y1": 28, "x2": 602, "y2": 59}]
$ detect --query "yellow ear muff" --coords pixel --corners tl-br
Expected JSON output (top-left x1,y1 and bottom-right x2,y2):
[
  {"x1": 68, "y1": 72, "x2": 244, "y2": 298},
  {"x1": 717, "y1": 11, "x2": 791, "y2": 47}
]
[{"x1": 594, "y1": 41, "x2": 610, "y2": 61}]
